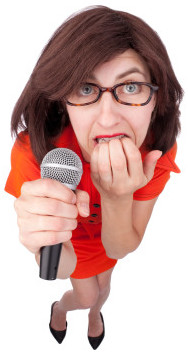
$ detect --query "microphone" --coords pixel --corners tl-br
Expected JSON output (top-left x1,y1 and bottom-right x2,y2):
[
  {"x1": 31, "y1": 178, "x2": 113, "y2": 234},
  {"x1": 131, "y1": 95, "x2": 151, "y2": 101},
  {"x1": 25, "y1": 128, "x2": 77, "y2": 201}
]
[{"x1": 39, "y1": 148, "x2": 83, "y2": 280}]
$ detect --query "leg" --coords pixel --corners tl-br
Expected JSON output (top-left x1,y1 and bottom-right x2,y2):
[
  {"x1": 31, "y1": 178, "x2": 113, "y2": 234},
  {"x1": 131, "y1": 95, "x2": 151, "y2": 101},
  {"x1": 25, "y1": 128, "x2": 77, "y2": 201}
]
[
  {"x1": 88, "y1": 267, "x2": 114, "y2": 337},
  {"x1": 50, "y1": 275, "x2": 100, "y2": 330}
]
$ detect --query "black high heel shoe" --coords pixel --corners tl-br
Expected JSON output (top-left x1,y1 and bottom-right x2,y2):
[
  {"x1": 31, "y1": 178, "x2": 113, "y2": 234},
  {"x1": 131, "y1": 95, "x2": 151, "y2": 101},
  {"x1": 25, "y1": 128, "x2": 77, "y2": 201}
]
[
  {"x1": 49, "y1": 301, "x2": 67, "y2": 344},
  {"x1": 88, "y1": 312, "x2": 105, "y2": 350}
]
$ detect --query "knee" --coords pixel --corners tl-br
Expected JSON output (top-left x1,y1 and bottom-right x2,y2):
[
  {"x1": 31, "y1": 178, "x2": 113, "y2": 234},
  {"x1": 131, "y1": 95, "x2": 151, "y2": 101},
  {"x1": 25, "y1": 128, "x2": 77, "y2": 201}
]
[
  {"x1": 99, "y1": 284, "x2": 111, "y2": 297},
  {"x1": 97, "y1": 267, "x2": 114, "y2": 296},
  {"x1": 75, "y1": 288, "x2": 99, "y2": 309}
]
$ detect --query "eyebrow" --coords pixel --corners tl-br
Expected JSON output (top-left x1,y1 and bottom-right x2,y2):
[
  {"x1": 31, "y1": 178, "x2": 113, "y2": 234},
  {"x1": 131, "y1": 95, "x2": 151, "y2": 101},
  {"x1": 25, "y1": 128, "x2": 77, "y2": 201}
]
[{"x1": 87, "y1": 67, "x2": 147, "y2": 81}]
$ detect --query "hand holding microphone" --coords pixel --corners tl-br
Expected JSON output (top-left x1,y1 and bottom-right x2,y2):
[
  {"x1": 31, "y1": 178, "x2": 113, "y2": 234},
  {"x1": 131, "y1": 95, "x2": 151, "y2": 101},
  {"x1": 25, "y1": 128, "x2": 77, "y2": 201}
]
[{"x1": 14, "y1": 148, "x2": 90, "y2": 280}]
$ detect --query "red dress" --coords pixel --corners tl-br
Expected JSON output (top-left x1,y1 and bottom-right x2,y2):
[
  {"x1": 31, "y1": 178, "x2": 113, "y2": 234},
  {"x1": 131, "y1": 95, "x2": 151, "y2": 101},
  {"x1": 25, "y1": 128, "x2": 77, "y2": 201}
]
[{"x1": 4, "y1": 124, "x2": 180, "y2": 278}]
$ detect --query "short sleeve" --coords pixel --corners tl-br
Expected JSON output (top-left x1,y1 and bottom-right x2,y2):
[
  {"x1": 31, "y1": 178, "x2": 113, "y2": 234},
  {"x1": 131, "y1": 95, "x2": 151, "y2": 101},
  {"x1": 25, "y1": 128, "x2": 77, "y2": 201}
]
[
  {"x1": 4, "y1": 133, "x2": 40, "y2": 198},
  {"x1": 133, "y1": 142, "x2": 181, "y2": 201}
]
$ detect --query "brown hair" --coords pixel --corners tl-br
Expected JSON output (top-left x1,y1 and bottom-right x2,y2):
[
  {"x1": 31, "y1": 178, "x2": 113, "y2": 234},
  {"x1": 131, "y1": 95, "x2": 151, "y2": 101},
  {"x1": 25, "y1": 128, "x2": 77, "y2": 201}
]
[{"x1": 11, "y1": 5, "x2": 183, "y2": 164}]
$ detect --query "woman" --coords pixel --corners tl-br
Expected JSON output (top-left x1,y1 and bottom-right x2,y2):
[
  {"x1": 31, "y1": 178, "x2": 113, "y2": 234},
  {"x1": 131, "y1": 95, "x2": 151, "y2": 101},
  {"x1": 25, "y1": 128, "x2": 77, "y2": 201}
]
[{"x1": 5, "y1": 5, "x2": 183, "y2": 350}]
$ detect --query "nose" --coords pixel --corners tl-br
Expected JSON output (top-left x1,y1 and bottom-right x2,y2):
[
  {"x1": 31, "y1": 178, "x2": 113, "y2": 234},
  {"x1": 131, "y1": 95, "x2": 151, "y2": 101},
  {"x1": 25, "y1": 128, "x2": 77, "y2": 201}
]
[{"x1": 96, "y1": 91, "x2": 121, "y2": 128}]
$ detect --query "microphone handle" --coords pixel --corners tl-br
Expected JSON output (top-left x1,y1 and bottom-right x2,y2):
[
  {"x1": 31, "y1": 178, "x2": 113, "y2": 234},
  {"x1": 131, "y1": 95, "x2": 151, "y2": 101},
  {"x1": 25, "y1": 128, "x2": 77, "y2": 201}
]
[
  {"x1": 39, "y1": 185, "x2": 76, "y2": 281},
  {"x1": 39, "y1": 243, "x2": 62, "y2": 280}
]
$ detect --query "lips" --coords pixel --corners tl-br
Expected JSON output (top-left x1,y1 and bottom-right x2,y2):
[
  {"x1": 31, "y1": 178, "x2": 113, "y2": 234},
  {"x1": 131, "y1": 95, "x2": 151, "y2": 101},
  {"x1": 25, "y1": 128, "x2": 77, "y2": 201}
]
[{"x1": 94, "y1": 133, "x2": 129, "y2": 144}]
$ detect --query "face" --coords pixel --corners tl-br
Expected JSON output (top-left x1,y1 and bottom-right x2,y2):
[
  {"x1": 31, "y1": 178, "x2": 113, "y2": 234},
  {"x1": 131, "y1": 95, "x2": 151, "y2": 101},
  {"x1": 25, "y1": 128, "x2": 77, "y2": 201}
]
[{"x1": 66, "y1": 49, "x2": 156, "y2": 162}]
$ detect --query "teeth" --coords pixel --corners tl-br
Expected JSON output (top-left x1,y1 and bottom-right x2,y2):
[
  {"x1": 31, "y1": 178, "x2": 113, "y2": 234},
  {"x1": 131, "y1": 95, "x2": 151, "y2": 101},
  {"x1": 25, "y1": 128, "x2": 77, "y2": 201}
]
[{"x1": 97, "y1": 135, "x2": 126, "y2": 144}]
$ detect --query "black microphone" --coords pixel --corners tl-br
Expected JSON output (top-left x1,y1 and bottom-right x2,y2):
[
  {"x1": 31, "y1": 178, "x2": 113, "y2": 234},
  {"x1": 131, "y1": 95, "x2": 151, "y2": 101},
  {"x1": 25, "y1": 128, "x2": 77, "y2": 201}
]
[{"x1": 39, "y1": 148, "x2": 83, "y2": 280}]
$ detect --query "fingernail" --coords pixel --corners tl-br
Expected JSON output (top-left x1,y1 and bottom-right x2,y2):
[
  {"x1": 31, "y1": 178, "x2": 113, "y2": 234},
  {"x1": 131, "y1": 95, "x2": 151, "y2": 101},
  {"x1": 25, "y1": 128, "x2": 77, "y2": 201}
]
[{"x1": 80, "y1": 204, "x2": 90, "y2": 216}]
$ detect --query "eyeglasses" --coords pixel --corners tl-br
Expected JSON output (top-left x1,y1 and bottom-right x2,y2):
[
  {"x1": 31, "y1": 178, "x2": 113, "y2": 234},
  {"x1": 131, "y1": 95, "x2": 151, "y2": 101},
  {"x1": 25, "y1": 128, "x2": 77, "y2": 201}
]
[{"x1": 64, "y1": 81, "x2": 159, "y2": 107}]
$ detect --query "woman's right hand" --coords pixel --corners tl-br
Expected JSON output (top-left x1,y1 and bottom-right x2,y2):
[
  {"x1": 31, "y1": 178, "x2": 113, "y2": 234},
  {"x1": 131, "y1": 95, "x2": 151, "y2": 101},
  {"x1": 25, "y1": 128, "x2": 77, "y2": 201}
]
[{"x1": 14, "y1": 178, "x2": 90, "y2": 256}]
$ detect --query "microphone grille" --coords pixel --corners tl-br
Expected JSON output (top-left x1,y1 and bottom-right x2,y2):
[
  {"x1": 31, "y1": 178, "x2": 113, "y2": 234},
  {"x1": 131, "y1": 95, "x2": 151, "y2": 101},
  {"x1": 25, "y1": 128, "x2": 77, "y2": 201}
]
[{"x1": 40, "y1": 148, "x2": 83, "y2": 190}]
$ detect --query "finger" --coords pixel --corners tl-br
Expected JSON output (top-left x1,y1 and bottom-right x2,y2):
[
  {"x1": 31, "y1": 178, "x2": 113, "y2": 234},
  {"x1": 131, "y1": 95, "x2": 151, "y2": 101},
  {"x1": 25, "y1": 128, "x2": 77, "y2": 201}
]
[
  {"x1": 97, "y1": 142, "x2": 112, "y2": 184},
  {"x1": 90, "y1": 143, "x2": 100, "y2": 181},
  {"x1": 20, "y1": 230, "x2": 73, "y2": 253},
  {"x1": 19, "y1": 196, "x2": 78, "y2": 218},
  {"x1": 19, "y1": 214, "x2": 77, "y2": 233},
  {"x1": 75, "y1": 189, "x2": 90, "y2": 217},
  {"x1": 121, "y1": 138, "x2": 143, "y2": 177},
  {"x1": 108, "y1": 139, "x2": 128, "y2": 183},
  {"x1": 21, "y1": 179, "x2": 77, "y2": 204},
  {"x1": 143, "y1": 150, "x2": 162, "y2": 182}
]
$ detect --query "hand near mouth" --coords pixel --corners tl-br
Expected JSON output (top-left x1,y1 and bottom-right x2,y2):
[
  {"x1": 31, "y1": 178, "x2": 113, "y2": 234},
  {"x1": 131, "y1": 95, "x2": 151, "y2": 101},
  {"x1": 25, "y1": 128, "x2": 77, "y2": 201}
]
[{"x1": 90, "y1": 138, "x2": 162, "y2": 201}]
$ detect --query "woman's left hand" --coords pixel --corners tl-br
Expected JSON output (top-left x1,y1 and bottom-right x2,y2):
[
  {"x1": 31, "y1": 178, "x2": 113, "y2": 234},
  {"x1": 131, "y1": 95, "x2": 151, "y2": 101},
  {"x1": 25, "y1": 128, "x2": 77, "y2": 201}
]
[{"x1": 90, "y1": 137, "x2": 162, "y2": 201}]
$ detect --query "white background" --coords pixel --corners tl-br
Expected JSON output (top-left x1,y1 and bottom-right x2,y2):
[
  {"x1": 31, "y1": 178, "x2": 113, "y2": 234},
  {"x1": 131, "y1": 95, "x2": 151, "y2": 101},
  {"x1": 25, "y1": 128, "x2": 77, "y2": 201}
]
[{"x1": 1, "y1": 0, "x2": 187, "y2": 352}]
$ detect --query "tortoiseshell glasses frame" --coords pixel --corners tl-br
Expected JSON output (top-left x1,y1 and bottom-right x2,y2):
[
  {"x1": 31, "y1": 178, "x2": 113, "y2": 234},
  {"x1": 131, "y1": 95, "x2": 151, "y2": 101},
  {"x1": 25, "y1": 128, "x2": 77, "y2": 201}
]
[{"x1": 64, "y1": 81, "x2": 159, "y2": 107}]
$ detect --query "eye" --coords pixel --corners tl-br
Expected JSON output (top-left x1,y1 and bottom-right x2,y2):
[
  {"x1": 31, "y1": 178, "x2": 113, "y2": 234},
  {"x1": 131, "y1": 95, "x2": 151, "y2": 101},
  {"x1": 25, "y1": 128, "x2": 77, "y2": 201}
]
[
  {"x1": 79, "y1": 84, "x2": 94, "y2": 96},
  {"x1": 123, "y1": 83, "x2": 140, "y2": 94}
]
